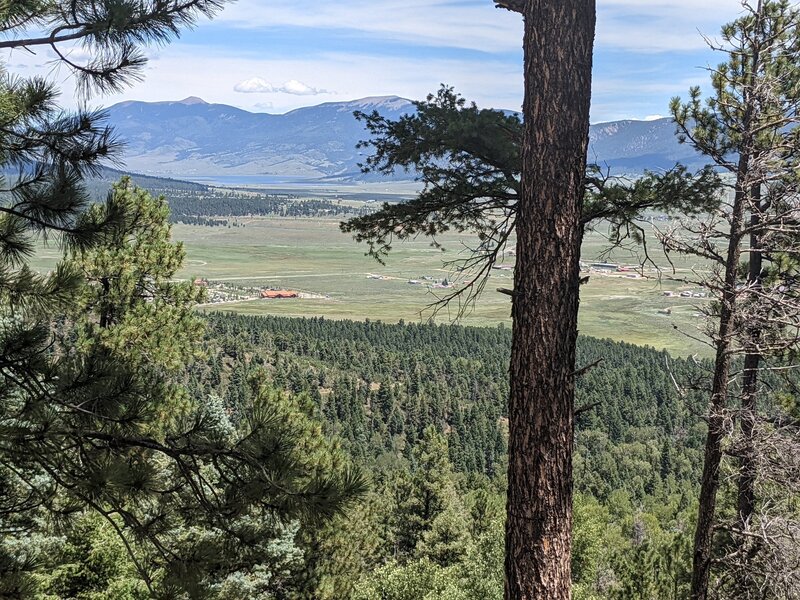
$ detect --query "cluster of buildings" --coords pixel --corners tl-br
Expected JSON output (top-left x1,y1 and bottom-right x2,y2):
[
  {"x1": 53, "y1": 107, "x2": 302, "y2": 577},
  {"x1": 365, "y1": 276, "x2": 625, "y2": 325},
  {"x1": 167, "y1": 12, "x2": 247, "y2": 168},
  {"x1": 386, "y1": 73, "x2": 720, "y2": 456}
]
[
  {"x1": 193, "y1": 278, "x2": 301, "y2": 303},
  {"x1": 408, "y1": 277, "x2": 453, "y2": 288},
  {"x1": 193, "y1": 278, "x2": 259, "y2": 304},
  {"x1": 367, "y1": 273, "x2": 454, "y2": 288},
  {"x1": 260, "y1": 289, "x2": 299, "y2": 299},
  {"x1": 663, "y1": 290, "x2": 707, "y2": 298}
]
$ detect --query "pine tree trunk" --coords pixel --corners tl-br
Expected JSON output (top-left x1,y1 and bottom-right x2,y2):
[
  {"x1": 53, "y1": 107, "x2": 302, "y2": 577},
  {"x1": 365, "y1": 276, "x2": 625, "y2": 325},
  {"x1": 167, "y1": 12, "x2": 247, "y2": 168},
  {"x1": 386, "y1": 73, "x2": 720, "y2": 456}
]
[
  {"x1": 737, "y1": 351, "x2": 759, "y2": 522},
  {"x1": 504, "y1": 1, "x2": 595, "y2": 598},
  {"x1": 691, "y1": 11, "x2": 765, "y2": 588},
  {"x1": 738, "y1": 187, "x2": 762, "y2": 540},
  {"x1": 690, "y1": 155, "x2": 750, "y2": 600}
]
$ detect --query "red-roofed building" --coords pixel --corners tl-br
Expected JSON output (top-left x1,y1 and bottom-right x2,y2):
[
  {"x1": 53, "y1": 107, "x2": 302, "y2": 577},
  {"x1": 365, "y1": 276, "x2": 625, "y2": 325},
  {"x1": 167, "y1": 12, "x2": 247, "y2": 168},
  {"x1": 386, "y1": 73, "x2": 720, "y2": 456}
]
[{"x1": 261, "y1": 289, "x2": 299, "y2": 299}]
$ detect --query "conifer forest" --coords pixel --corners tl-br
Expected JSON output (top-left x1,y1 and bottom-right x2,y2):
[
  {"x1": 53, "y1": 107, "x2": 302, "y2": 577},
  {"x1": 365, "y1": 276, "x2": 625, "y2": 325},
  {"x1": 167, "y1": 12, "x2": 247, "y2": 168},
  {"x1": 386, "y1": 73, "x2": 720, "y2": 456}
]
[{"x1": 1, "y1": 1, "x2": 800, "y2": 599}]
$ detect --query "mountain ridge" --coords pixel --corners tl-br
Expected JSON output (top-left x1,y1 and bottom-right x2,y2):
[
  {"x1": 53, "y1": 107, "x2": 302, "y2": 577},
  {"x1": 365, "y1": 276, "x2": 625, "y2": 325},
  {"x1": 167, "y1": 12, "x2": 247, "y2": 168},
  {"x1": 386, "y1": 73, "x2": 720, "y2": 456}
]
[{"x1": 105, "y1": 96, "x2": 705, "y2": 181}]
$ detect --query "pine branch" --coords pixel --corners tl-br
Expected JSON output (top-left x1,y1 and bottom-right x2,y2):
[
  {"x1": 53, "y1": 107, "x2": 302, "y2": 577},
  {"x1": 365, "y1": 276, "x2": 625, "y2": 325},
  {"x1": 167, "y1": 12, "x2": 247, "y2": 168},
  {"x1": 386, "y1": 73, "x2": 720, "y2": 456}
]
[{"x1": 494, "y1": 0, "x2": 525, "y2": 14}]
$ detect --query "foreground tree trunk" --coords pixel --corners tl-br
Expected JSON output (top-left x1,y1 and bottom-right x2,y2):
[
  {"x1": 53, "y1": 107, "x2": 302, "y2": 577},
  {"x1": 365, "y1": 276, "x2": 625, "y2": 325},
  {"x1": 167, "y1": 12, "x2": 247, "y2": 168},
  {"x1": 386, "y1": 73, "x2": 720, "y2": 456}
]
[{"x1": 502, "y1": 1, "x2": 596, "y2": 598}]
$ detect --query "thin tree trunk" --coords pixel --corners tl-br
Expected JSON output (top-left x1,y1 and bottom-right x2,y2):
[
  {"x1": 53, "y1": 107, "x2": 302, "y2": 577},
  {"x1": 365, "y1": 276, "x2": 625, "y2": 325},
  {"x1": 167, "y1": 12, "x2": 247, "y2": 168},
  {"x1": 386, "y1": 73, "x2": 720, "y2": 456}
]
[
  {"x1": 738, "y1": 353, "x2": 759, "y2": 521},
  {"x1": 690, "y1": 156, "x2": 750, "y2": 600},
  {"x1": 738, "y1": 184, "x2": 762, "y2": 537},
  {"x1": 691, "y1": 6, "x2": 764, "y2": 590},
  {"x1": 99, "y1": 276, "x2": 112, "y2": 328},
  {"x1": 505, "y1": 1, "x2": 595, "y2": 598}
]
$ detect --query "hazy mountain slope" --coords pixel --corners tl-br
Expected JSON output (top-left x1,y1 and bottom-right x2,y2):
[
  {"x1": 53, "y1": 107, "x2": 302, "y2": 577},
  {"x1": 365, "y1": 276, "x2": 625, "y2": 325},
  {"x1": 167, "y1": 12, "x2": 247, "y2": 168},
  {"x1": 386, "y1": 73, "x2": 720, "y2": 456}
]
[
  {"x1": 107, "y1": 96, "x2": 413, "y2": 180},
  {"x1": 106, "y1": 96, "x2": 706, "y2": 180},
  {"x1": 588, "y1": 119, "x2": 704, "y2": 173}
]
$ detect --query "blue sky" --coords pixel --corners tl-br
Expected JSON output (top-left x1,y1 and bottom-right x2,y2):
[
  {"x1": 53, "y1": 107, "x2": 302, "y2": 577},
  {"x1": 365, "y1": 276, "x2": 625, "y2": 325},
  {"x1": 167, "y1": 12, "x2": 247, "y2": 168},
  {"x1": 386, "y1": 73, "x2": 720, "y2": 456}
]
[{"x1": 10, "y1": 0, "x2": 745, "y2": 123}]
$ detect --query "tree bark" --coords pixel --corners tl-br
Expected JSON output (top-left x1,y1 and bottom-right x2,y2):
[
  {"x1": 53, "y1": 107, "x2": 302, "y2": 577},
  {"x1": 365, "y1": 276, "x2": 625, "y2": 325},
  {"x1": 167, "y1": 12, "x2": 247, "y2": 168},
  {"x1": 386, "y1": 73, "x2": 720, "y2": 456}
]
[
  {"x1": 690, "y1": 154, "x2": 750, "y2": 600},
  {"x1": 737, "y1": 352, "x2": 759, "y2": 521},
  {"x1": 504, "y1": 1, "x2": 595, "y2": 599},
  {"x1": 691, "y1": 7, "x2": 763, "y2": 590},
  {"x1": 738, "y1": 184, "x2": 763, "y2": 539}
]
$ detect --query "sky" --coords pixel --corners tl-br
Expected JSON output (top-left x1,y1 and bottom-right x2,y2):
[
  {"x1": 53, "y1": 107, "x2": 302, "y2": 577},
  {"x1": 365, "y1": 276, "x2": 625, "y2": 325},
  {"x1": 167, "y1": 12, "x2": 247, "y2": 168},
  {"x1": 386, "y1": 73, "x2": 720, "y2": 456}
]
[{"x1": 6, "y1": 0, "x2": 747, "y2": 123}]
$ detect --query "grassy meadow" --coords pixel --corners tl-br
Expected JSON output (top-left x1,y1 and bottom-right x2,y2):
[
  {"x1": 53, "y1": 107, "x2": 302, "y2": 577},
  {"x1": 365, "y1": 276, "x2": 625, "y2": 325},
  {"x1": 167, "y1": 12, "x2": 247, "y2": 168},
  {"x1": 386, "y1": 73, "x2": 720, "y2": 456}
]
[
  {"x1": 30, "y1": 209, "x2": 715, "y2": 357},
  {"x1": 166, "y1": 214, "x2": 716, "y2": 358}
]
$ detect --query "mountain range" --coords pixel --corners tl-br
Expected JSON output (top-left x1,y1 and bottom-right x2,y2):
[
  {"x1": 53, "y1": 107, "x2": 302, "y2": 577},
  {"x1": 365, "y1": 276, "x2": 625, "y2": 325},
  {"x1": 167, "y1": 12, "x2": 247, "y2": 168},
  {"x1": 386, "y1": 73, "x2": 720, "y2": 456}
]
[{"x1": 105, "y1": 96, "x2": 706, "y2": 181}]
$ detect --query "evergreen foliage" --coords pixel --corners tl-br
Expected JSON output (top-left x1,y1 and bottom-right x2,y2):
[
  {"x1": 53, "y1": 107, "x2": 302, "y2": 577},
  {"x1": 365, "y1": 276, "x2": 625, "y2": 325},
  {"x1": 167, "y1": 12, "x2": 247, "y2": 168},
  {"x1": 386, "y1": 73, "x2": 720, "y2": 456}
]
[
  {"x1": 341, "y1": 85, "x2": 721, "y2": 312},
  {"x1": 1, "y1": 181, "x2": 366, "y2": 598},
  {"x1": 0, "y1": 1, "x2": 228, "y2": 95},
  {"x1": 200, "y1": 313, "x2": 709, "y2": 488},
  {"x1": 164, "y1": 192, "x2": 370, "y2": 224},
  {"x1": 665, "y1": 2, "x2": 800, "y2": 595},
  {"x1": 188, "y1": 313, "x2": 715, "y2": 597},
  {"x1": 3, "y1": 3, "x2": 796, "y2": 597},
  {"x1": 1, "y1": 4, "x2": 369, "y2": 596}
]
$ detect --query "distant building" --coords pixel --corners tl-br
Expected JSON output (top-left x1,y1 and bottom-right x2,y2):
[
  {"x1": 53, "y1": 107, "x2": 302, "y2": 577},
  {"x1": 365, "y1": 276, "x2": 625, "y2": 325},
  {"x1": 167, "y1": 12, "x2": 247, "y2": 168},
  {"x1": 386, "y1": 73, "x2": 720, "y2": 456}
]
[
  {"x1": 193, "y1": 277, "x2": 209, "y2": 287},
  {"x1": 591, "y1": 262, "x2": 618, "y2": 270},
  {"x1": 261, "y1": 289, "x2": 299, "y2": 299}
]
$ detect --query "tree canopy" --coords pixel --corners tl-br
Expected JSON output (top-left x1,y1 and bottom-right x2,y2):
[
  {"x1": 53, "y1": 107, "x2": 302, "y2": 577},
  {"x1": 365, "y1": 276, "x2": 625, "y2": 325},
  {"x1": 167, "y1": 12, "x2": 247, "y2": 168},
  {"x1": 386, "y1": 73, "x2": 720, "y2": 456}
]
[
  {"x1": 342, "y1": 85, "x2": 721, "y2": 314},
  {"x1": 0, "y1": 3, "x2": 368, "y2": 596}
]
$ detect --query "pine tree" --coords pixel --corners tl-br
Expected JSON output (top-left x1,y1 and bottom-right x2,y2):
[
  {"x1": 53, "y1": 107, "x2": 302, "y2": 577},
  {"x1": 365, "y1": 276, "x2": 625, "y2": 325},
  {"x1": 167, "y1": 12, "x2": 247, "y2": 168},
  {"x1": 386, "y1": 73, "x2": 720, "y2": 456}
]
[
  {"x1": 341, "y1": 74, "x2": 717, "y2": 600},
  {"x1": 497, "y1": 1, "x2": 596, "y2": 597},
  {"x1": 342, "y1": 85, "x2": 720, "y2": 315},
  {"x1": 1, "y1": 180, "x2": 367, "y2": 596},
  {"x1": 67, "y1": 178, "x2": 206, "y2": 423},
  {"x1": 665, "y1": 2, "x2": 800, "y2": 596},
  {"x1": 0, "y1": 3, "x2": 239, "y2": 593},
  {"x1": 392, "y1": 427, "x2": 463, "y2": 557}
]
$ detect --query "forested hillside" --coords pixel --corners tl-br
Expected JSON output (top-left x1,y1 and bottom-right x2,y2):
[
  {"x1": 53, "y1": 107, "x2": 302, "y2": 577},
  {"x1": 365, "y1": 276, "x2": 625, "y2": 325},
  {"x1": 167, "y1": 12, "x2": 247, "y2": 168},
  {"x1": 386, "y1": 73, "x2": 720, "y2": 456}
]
[
  {"x1": 163, "y1": 191, "x2": 371, "y2": 224},
  {"x1": 177, "y1": 313, "x2": 711, "y2": 598},
  {"x1": 83, "y1": 172, "x2": 374, "y2": 226},
  {"x1": 198, "y1": 314, "x2": 707, "y2": 491}
]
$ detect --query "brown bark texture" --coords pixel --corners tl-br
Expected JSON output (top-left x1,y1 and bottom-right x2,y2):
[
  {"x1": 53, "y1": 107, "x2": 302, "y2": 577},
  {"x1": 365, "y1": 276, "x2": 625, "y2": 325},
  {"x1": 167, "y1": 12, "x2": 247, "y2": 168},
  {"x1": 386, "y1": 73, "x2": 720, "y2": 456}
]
[
  {"x1": 690, "y1": 154, "x2": 751, "y2": 600},
  {"x1": 729, "y1": 191, "x2": 764, "y2": 596},
  {"x1": 504, "y1": 1, "x2": 596, "y2": 599},
  {"x1": 737, "y1": 195, "x2": 762, "y2": 534}
]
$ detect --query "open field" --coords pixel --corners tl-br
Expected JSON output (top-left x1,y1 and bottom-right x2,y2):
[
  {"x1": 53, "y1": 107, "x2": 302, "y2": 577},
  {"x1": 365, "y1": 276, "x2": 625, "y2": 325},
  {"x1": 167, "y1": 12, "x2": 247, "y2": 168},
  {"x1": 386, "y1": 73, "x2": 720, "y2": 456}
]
[{"x1": 30, "y1": 213, "x2": 715, "y2": 357}]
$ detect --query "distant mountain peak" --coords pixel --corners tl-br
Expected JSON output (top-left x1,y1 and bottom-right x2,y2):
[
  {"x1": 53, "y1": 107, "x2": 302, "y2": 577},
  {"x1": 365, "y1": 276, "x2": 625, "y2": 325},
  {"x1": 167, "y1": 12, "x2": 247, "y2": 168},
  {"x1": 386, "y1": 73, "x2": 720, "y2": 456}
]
[
  {"x1": 343, "y1": 96, "x2": 412, "y2": 110},
  {"x1": 178, "y1": 96, "x2": 207, "y2": 105},
  {"x1": 105, "y1": 95, "x2": 704, "y2": 180}
]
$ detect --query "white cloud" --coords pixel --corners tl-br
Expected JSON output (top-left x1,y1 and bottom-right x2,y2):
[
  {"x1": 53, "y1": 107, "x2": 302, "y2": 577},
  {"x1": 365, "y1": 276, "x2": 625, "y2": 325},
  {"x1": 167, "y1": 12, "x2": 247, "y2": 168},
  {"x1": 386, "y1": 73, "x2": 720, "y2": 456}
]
[
  {"x1": 597, "y1": 0, "x2": 743, "y2": 52},
  {"x1": 643, "y1": 114, "x2": 666, "y2": 121},
  {"x1": 216, "y1": 1, "x2": 522, "y2": 54},
  {"x1": 233, "y1": 77, "x2": 275, "y2": 93},
  {"x1": 234, "y1": 77, "x2": 328, "y2": 95},
  {"x1": 86, "y1": 46, "x2": 520, "y2": 116},
  {"x1": 281, "y1": 79, "x2": 327, "y2": 95},
  {"x1": 215, "y1": 0, "x2": 742, "y2": 54},
  {"x1": 2, "y1": 0, "x2": 749, "y2": 124}
]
